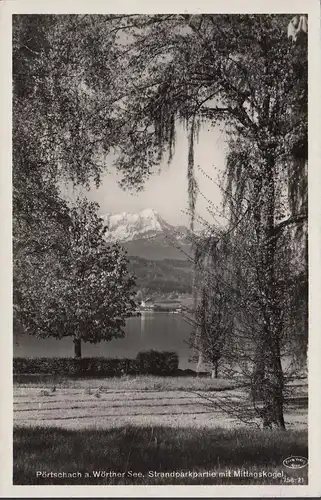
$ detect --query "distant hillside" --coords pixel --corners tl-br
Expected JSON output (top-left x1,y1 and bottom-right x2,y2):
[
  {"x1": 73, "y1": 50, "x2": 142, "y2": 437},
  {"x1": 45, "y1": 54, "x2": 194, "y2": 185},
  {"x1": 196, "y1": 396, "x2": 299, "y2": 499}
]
[
  {"x1": 127, "y1": 256, "x2": 193, "y2": 296},
  {"x1": 123, "y1": 236, "x2": 191, "y2": 261}
]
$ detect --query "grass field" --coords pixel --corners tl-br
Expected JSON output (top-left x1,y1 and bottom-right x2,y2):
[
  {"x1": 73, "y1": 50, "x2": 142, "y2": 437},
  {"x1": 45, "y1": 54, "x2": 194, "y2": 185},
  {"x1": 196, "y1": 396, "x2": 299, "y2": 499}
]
[
  {"x1": 13, "y1": 375, "x2": 308, "y2": 485},
  {"x1": 13, "y1": 425, "x2": 308, "y2": 485},
  {"x1": 13, "y1": 374, "x2": 239, "y2": 392}
]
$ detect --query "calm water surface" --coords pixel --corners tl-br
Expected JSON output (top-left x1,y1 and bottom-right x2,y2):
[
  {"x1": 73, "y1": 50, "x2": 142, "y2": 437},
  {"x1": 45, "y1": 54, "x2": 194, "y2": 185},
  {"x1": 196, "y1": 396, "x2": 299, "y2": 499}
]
[{"x1": 13, "y1": 312, "x2": 194, "y2": 369}]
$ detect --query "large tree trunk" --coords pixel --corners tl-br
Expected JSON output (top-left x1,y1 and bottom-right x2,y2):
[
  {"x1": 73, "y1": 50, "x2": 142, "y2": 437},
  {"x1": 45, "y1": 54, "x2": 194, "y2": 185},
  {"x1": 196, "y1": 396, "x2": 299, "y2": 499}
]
[
  {"x1": 253, "y1": 153, "x2": 286, "y2": 429},
  {"x1": 252, "y1": 315, "x2": 286, "y2": 429},
  {"x1": 73, "y1": 336, "x2": 82, "y2": 358},
  {"x1": 259, "y1": 346, "x2": 286, "y2": 429}
]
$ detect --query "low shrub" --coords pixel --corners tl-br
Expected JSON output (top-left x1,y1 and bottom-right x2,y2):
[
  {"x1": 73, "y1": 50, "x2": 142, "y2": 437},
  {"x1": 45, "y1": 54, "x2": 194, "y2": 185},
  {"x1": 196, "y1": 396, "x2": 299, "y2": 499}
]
[
  {"x1": 13, "y1": 351, "x2": 179, "y2": 377},
  {"x1": 136, "y1": 350, "x2": 178, "y2": 375}
]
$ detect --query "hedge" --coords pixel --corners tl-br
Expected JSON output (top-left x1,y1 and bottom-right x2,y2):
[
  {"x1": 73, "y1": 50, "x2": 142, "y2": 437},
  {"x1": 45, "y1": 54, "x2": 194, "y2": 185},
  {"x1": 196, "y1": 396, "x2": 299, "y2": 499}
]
[
  {"x1": 13, "y1": 350, "x2": 179, "y2": 376},
  {"x1": 136, "y1": 350, "x2": 179, "y2": 375}
]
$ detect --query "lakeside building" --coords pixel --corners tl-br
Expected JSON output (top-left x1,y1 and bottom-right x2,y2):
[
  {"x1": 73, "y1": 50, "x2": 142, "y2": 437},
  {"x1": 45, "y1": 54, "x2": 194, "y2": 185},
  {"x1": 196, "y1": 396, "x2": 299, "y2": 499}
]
[
  {"x1": 139, "y1": 299, "x2": 184, "y2": 313},
  {"x1": 140, "y1": 300, "x2": 155, "y2": 311}
]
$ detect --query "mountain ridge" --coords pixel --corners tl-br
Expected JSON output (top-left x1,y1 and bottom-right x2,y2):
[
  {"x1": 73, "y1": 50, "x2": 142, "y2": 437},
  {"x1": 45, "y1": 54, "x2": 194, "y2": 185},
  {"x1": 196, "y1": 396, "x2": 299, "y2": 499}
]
[
  {"x1": 101, "y1": 208, "x2": 186, "y2": 242},
  {"x1": 101, "y1": 208, "x2": 191, "y2": 260}
]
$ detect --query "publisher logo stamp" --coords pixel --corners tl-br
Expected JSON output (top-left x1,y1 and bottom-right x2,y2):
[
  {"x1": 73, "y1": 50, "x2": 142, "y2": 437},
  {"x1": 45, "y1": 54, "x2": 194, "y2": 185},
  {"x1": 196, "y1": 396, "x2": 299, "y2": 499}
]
[{"x1": 283, "y1": 456, "x2": 308, "y2": 469}]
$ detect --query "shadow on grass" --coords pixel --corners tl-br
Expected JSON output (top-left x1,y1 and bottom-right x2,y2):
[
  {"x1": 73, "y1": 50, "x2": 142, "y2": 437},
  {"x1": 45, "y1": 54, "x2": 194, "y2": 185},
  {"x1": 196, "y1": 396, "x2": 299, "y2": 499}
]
[{"x1": 13, "y1": 425, "x2": 308, "y2": 485}]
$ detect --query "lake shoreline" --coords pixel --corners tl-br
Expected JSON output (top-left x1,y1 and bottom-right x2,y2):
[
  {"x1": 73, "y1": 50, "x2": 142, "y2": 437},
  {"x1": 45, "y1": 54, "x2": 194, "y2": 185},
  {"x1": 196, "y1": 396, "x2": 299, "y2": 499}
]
[{"x1": 13, "y1": 313, "x2": 195, "y2": 369}]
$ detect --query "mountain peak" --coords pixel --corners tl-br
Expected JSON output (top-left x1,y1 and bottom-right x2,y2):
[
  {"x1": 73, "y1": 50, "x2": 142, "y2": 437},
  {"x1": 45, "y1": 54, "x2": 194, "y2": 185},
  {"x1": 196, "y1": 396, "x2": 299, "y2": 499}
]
[
  {"x1": 101, "y1": 208, "x2": 175, "y2": 243},
  {"x1": 140, "y1": 208, "x2": 158, "y2": 217}
]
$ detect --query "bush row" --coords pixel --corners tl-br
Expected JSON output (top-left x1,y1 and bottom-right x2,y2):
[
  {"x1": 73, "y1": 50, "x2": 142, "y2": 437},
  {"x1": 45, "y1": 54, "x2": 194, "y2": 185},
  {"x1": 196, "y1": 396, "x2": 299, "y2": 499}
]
[{"x1": 13, "y1": 350, "x2": 179, "y2": 376}]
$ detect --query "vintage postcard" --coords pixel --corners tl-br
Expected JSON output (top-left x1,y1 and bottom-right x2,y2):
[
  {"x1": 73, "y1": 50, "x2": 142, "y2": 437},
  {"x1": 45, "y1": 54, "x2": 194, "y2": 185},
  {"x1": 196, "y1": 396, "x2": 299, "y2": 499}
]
[{"x1": 1, "y1": 0, "x2": 320, "y2": 497}]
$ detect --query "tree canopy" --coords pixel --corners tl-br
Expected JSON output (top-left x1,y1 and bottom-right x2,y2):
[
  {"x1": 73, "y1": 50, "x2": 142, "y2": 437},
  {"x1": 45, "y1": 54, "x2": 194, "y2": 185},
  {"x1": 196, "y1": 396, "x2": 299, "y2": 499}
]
[
  {"x1": 14, "y1": 196, "x2": 137, "y2": 357},
  {"x1": 13, "y1": 14, "x2": 307, "y2": 223}
]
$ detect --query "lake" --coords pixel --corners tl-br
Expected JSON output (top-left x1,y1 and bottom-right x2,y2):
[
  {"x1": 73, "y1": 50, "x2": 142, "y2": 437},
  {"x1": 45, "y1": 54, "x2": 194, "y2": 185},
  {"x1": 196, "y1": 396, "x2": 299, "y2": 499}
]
[{"x1": 13, "y1": 312, "x2": 195, "y2": 370}]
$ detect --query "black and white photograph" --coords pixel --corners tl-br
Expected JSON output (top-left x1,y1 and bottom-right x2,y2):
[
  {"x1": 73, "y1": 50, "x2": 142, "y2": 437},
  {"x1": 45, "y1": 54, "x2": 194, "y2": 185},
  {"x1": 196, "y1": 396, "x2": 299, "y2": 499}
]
[{"x1": 1, "y1": 0, "x2": 321, "y2": 496}]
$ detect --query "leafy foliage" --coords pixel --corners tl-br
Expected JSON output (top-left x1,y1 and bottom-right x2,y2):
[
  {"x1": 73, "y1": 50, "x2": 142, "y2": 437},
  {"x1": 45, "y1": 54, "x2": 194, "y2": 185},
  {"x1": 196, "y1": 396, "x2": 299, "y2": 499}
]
[
  {"x1": 135, "y1": 350, "x2": 179, "y2": 375},
  {"x1": 14, "y1": 198, "x2": 137, "y2": 354}
]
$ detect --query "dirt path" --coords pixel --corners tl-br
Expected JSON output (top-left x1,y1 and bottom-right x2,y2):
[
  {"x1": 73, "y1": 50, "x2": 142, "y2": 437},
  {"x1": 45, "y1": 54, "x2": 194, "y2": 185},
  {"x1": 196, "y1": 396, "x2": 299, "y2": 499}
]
[{"x1": 14, "y1": 386, "x2": 307, "y2": 430}]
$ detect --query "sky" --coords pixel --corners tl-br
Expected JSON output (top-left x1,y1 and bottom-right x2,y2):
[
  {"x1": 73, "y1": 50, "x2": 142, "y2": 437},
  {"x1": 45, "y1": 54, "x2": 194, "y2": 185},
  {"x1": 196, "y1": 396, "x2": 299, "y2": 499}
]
[{"x1": 81, "y1": 123, "x2": 229, "y2": 229}]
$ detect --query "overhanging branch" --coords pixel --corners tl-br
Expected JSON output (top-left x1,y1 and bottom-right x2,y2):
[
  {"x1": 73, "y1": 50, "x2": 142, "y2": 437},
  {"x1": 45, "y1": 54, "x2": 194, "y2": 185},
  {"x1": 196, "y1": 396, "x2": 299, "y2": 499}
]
[{"x1": 273, "y1": 213, "x2": 307, "y2": 239}]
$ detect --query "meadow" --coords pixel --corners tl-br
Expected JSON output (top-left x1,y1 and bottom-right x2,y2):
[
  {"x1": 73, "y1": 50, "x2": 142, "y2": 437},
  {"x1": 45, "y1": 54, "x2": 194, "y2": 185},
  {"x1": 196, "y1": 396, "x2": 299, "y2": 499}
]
[
  {"x1": 13, "y1": 425, "x2": 308, "y2": 485},
  {"x1": 13, "y1": 373, "x2": 237, "y2": 391},
  {"x1": 13, "y1": 374, "x2": 308, "y2": 485}
]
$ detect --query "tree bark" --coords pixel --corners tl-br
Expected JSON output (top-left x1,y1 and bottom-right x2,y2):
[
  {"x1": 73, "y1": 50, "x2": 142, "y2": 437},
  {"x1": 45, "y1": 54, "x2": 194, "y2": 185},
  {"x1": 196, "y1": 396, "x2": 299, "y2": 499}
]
[
  {"x1": 252, "y1": 153, "x2": 286, "y2": 429},
  {"x1": 74, "y1": 336, "x2": 82, "y2": 358},
  {"x1": 261, "y1": 155, "x2": 286, "y2": 429}
]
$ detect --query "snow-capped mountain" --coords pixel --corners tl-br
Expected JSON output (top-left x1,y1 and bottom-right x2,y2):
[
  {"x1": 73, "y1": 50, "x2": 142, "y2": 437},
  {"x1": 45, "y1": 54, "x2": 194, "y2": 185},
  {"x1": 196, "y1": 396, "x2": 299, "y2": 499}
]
[
  {"x1": 101, "y1": 208, "x2": 191, "y2": 260},
  {"x1": 102, "y1": 208, "x2": 187, "y2": 243}
]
